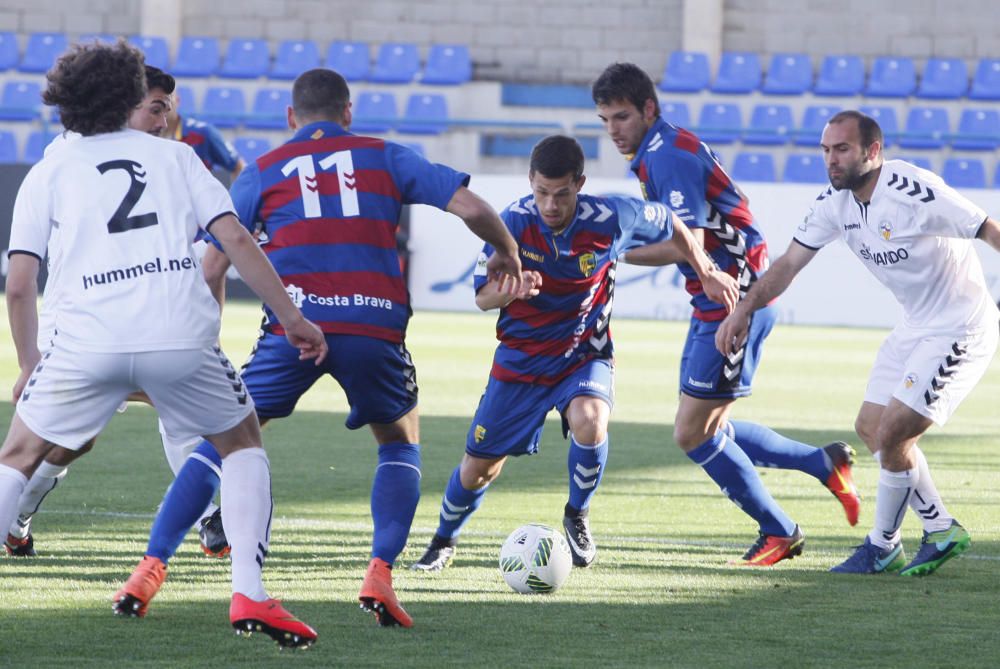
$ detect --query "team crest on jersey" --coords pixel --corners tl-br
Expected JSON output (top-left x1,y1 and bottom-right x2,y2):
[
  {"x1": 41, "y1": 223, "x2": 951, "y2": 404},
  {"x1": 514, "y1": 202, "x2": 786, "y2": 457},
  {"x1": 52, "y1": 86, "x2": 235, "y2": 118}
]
[
  {"x1": 286, "y1": 283, "x2": 305, "y2": 308},
  {"x1": 578, "y1": 252, "x2": 597, "y2": 277},
  {"x1": 669, "y1": 190, "x2": 684, "y2": 209},
  {"x1": 879, "y1": 220, "x2": 893, "y2": 240},
  {"x1": 474, "y1": 424, "x2": 487, "y2": 443},
  {"x1": 904, "y1": 373, "x2": 918, "y2": 389}
]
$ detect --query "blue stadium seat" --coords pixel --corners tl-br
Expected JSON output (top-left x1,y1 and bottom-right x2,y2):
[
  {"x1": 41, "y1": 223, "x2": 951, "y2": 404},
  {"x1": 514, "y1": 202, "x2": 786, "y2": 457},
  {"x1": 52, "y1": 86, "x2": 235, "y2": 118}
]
[
  {"x1": 23, "y1": 130, "x2": 57, "y2": 164},
  {"x1": 711, "y1": 52, "x2": 761, "y2": 94},
  {"x1": 325, "y1": 40, "x2": 370, "y2": 81},
  {"x1": 942, "y1": 158, "x2": 986, "y2": 188},
  {"x1": 128, "y1": 36, "x2": 170, "y2": 70},
  {"x1": 176, "y1": 85, "x2": 198, "y2": 114},
  {"x1": 813, "y1": 55, "x2": 865, "y2": 96},
  {"x1": 421, "y1": 44, "x2": 471, "y2": 85},
  {"x1": 0, "y1": 32, "x2": 18, "y2": 71},
  {"x1": 795, "y1": 104, "x2": 841, "y2": 146},
  {"x1": 658, "y1": 51, "x2": 710, "y2": 93},
  {"x1": 370, "y1": 43, "x2": 420, "y2": 84},
  {"x1": 743, "y1": 104, "x2": 794, "y2": 145},
  {"x1": 969, "y1": 58, "x2": 1000, "y2": 100},
  {"x1": 730, "y1": 152, "x2": 776, "y2": 182},
  {"x1": 893, "y1": 155, "x2": 934, "y2": 171},
  {"x1": 916, "y1": 58, "x2": 968, "y2": 99},
  {"x1": 219, "y1": 38, "x2": 269, "y2": 78},
  {"x1": 198, "y1": 86, "x2": 246, "y2": 127},
  {"x1": 951, "y1": 109, "x2": 1000, "y2": 151},
  {"x1": 660, "y1": 101, "x2": 690, "y2": 128},
  {"x1": 398, "y1": 93, "x2": 448, "y2": 135},
  {"x1": 19, "y1": 32, "x2": 67, "y2": 73},
  {"x1": 246, "y1": 87, "x2": 291, "y2": 130},
  {"x1": 172, "y1": 36, "x2": 220, "y2": 77},
  {"x1": 270, "y1": 40, "x2": 320, "y2": 80},
  {"x1": 696, "y1": 103, "x2": 742, "y2": 144},
  {"x1": 859, "y1": 105, "x2": 899, "y2": 147},
  {"x1": 865, "y1": 57, "x2": 916, "y2": 97},
  {"x1": 782, "y1": 154, "x2": 828, "y2": 183},
  {"x1": 233, "y1": 136, "x2": 272, "y2": 163},
  {"x1": 79, "y1": 33, "x2": 116, "y2": 45},
  {"x1": 351, "y1": 91, "x2": 398, "y2": 133},
  {"x1": 994, "y1": 164, "x2": 1000, "y2": 188},
  {"x1": 761, "y1": 53, "x2": 813, "y2": 95},
  {"x1": 0, "y1": 130, "x2": 17, "y2": 163},
  {"x1": 898, "y1": 106, "x2": 950, "y2": 149},
  {"x1": 0, "y1": 80, "x2": 42, "y2": 120}
]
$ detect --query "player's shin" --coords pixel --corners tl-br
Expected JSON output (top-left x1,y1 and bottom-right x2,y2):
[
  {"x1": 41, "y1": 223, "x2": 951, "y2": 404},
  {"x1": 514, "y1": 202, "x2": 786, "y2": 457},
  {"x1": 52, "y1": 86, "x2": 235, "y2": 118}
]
[
  {"x1": 908, "y1": 446, "x2": 953, "y2": 532},
  {"x1": 11, "y1": 460, "x2": 66, "y2": 538},
  {"x1": 220, "y1": 447, "x2": 271, "y2": 601},
  {"x1": 145, "y1": 439, "x2": 222, "y2": 563},
  {"x1": 724, "y1": 420, "x2": 828, "y2": 479},
  {"x1": 567, "y1": 434, "x2": 608, "y2": 513},
  {"x1": 371, "y1": 442, "x2": 421, "y2": 564},
  {"x1": 869, "y1": 465, "x2": 918, "y2": 549},
  {"x1": 435, "y1": 466, "x2": 488, "y2": 542},
  {"x1": 0, "y1": 464, "x2": 29, "y2": 544}
]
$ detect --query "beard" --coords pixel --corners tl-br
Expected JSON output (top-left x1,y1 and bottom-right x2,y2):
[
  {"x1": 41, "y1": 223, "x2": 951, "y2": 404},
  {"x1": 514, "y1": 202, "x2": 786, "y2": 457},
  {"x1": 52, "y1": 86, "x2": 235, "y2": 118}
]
[{"x1": 829, "y1": 163, "x2": 877, "y2": 191}]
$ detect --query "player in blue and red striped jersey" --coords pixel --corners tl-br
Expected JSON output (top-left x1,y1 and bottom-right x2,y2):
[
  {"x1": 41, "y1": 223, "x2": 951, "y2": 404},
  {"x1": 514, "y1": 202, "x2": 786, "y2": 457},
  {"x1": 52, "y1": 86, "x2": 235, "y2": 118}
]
[
  {"x1": 165, "y1": 93, "x2": 245, "y2": 180},
  {"x1": 113, "y1": 68, "x2": 523, "y2": 628},
  {"x1": 411, "y1": 135, "x2": 739, "y2": 572},
  {"x1": 593, "y1": 62, "x2": 861, "y2": 566}
]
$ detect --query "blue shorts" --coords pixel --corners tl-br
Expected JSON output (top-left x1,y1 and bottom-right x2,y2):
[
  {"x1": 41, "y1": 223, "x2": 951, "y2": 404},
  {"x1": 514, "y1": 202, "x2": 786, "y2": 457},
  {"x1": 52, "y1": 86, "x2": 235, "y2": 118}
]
[
  {"x1": 465, "y1": 358, "x2": 614, "y2": 459},
  {"x1": 679, "y1": 305, "x2": 775, "y2": 399},
  {"x1": 240, "y1": 332, "x2": 417, "y2": 429}
]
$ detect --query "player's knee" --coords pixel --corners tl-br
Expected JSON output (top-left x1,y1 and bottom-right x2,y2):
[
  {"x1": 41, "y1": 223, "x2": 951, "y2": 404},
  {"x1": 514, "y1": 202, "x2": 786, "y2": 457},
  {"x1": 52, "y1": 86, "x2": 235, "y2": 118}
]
[
  {"x1": 672, "y1": 422, "x2": 705, "y2": 451},
  {"x1": 459, "y1": 456, "x2": 503, "y2": 489},
  {"x1": 45, "y1": 443, "x2": 89, "y2": 466},
  {"x1": 854, "y1": 415, "x2": 876, "y2": 448}
]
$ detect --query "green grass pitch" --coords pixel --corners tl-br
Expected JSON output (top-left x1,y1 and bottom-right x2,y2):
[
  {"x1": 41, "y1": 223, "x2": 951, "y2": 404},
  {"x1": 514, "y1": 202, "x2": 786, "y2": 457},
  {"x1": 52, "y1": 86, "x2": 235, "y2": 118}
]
[{"x1": 1, "y1": 304, "x2": 999, "y2": 667}]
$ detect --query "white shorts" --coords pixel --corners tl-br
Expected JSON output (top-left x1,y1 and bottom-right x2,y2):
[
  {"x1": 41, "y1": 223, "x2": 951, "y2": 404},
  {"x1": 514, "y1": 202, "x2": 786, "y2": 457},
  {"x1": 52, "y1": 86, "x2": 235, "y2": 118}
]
[
  {"x1": 17, "y1": 344, "x2": 255, "y2": 449},
  {"x1": 864, "y1": 322, "x2": 999, "y2": 425}
]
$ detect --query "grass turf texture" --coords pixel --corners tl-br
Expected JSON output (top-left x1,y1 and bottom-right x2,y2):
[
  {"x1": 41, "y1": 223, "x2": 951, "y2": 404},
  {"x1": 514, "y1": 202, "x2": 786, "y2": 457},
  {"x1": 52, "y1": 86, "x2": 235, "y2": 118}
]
[{"x1": 1, "y1": 305, "x2": 1000, "y2": 667}]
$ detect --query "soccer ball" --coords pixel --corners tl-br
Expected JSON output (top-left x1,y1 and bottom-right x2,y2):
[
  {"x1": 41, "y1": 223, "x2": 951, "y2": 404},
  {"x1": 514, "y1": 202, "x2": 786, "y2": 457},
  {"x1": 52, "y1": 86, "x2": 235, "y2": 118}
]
[{"x1": 498, "y1": 523, "x2": 573, "y2": 594}]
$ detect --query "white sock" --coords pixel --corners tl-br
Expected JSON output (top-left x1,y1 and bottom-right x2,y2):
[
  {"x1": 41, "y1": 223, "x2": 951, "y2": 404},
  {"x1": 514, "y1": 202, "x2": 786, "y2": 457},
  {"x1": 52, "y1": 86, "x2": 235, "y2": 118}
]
[
  {"x1": 221, "y1": 447, "x2": 271, "y2": 602},
  {"x1": 907, "y1": 446, "x2": 953, "y2": 533},
  {"x1": 10, "y1": 461, "x2": 67, "y2": 538},
  {"x1": 868, "y1": 465, "x2": 918, "y2": 549},
  {"x1": 0, "y1": 464, "x2": 29, "y2": 540}
]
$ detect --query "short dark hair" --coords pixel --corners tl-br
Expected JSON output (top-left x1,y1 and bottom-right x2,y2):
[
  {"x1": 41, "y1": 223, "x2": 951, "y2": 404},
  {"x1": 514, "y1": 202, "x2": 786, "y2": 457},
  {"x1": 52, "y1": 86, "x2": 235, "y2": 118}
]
[
  {"x1": 592, "y1": 62, "x2": 660, "y2": 117},
  {"x1": 292, "y1": 68, "x2": 350, "y2": 122},
  {"x1": 43, "y1": 40, "x2": 145, "y2": 136},
  {"x1": 144, "y1": 65, "x2": 175, "y2": 95},
  {"x1": 828, "y1": 110, "x2": 883, "y2": 150},
  {"x1": 529, "y1": 135, "x2": 585, "y2": 181}
]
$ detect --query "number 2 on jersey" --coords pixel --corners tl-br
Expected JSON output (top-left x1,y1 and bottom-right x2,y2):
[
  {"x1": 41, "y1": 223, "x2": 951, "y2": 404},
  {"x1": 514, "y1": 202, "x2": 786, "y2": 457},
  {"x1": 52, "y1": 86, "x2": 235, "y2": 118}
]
[
  {"x1": 97, "y1": 159, "x2": 159, "y2": 234},
  {"x1": 282, "y1": 150, "x2": 360, "y2": 218}
]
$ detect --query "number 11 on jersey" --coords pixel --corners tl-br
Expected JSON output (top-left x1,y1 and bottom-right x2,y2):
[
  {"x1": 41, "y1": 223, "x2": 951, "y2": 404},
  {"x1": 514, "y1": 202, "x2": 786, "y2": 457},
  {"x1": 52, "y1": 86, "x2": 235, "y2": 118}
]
[{"x1": 281, "y1": 150, "x2": 360, "y2": 218}]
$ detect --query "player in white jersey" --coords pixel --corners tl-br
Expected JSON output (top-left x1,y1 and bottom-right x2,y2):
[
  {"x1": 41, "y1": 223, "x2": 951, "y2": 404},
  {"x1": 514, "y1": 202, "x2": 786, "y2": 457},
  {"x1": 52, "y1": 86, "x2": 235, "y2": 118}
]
[
  {"x1": 5, "y1": 65, "x2": 185, "y2": 557},
  {"x1": 716, "y1": 110, "x2": 1000, "y2": 576},
  {"x1": 1, "y1": 42, "x2": 327, "y2": 647}
]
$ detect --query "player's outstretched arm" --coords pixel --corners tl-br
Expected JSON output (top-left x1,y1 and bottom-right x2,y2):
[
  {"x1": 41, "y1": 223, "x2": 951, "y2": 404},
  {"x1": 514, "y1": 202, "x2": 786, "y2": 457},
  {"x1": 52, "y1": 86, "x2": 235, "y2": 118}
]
[
  {"x1": 446, "y1": 186, "x2": 523, "y2": 291},
  {"x1": 475, "y1": 270, "x2": 543, "y2": 311},
  {"x1": 201, "y1": 244, "x2": 232, "y2": 308},
  {"x1": 208, "y1": 215, "x2": 328, "y2": 364},
  {"x1": 715, "y1": 240, "x2": 817, "y2": 356},
  {"x1": 661, "y1": 214, "x2": 740, "y2": 314},
  {"x1": 976, "y1": 217, "x2": 1000, "y2": 253},
  {"x1": 6, "y1": 254, "x2": 41, "y2": 401}
]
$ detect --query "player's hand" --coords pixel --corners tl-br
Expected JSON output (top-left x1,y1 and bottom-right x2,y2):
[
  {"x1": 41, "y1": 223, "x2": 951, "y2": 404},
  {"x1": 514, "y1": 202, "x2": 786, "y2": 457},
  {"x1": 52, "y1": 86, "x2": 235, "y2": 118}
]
[
  {"x1": 12, "y1": 367, "x2": 32, "y2": 403},
  {"x1": 487, "y1": 250, "x2": 524, "y2": 295},
  {"x1": 702, "y1": 269, "x2": 740, "y2": 315},
  {"x1": 284, "y1": 317, "x2": 328, "y2": 365},
  {"x1": 513, "y1": 270, "x2": 543, "y2": 300},
  {"x1": 715, "y1": 308, "x2": 750, "y2": 357}
]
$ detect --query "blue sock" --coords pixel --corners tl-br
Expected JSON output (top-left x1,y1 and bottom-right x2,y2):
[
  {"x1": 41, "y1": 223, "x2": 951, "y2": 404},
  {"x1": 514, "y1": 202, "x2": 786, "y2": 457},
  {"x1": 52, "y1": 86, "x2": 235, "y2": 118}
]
[
  {"x1": 725, "y1": 420, "x2": 830, "y2": 481},
  {"x1": 146, "y1": 440, "x2": 221, "y2": 563},
  {"x1": 567, "y1": 434, "x2": 608, "y2": 513},
  {"x1": 435, "y1": 466, "x2": 489, "y2": 542},
  {"x1": 370, "y1": 442, "x2": 421, "y2": 565},
  {"x1": 687, "y1": 431, "x2": 796, "y2": 537}
]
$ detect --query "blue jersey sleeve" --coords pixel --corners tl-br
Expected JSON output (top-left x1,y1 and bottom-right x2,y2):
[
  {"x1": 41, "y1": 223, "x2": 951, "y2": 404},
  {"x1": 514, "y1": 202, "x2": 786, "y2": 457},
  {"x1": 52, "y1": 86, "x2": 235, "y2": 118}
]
[
  {"x1": 645, "y1": 150, "x2": 709, "y2": 229},
  {"x1": 607, "y1": 196, "x2": 674, "y2": 259},
  {"x1": 384, "y1": 142, "x2": 470, "y2": 209},
  {"x1": 202, "y1": 123, "x2": 241, "y2": 172},
  {"x1": 217, "y1": 163, "x2": 263, "y2": 250},
  {"x1": 472, "y1": 241, "x2": 496, "y2": 293}
]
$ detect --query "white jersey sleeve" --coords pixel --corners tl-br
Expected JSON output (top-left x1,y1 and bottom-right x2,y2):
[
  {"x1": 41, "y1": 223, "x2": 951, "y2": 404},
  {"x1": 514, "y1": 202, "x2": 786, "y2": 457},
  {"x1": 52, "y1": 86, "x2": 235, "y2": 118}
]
[
  {"x1": 902, "y1": 167, "x2": 987, "y2": 239},
  {"x1": 793, "y1": 186, "x2": 841, "y2": 250},
  {"x1": 9, "y1": 165, "x2": 53, "y2": 260}
]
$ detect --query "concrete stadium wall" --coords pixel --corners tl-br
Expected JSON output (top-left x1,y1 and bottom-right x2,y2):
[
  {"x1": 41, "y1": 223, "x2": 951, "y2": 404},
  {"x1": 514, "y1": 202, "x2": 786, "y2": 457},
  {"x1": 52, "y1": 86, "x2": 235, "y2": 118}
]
[{"x1": 1, "y1": 0, "x2": 997, "y2": 83}]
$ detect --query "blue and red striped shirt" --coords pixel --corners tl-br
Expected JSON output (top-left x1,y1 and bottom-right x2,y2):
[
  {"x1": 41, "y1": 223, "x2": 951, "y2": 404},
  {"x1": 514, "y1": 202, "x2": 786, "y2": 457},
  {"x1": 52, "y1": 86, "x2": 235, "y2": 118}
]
[
  {"x1": 229, "y1": 120, "x2": 468, "y2": 342},
  {"x1": 631, "y1": 117, "x2": 769, "y2": 321},
  {"x1": 177, "y1": 116, "x2": 241, "y2": 173},
  {"x1": 476, "y1": 193, "x2": 674, "y2": 385}
]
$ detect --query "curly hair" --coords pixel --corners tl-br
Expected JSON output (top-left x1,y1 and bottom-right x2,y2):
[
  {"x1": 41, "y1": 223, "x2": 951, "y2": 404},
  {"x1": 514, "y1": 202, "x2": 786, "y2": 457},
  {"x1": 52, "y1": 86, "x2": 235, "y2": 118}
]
[{"x1": 42, "y1": 40, "x2": 146, "y2": 136}]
